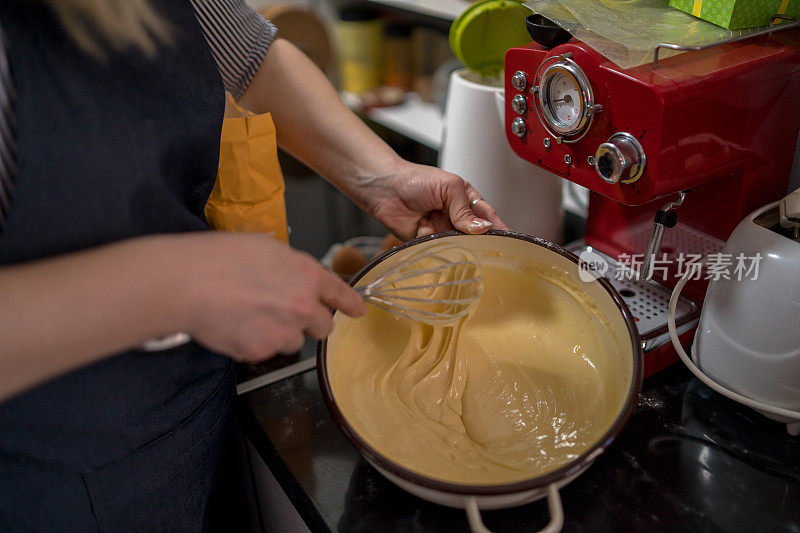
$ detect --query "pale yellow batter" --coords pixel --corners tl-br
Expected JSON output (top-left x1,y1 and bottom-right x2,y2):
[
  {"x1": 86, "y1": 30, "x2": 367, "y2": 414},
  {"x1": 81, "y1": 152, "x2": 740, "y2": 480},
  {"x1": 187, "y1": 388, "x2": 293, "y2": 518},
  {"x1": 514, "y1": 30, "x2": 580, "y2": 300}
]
[{"x1": 327, "y1": 246, "x2": 629, "y2": 485}]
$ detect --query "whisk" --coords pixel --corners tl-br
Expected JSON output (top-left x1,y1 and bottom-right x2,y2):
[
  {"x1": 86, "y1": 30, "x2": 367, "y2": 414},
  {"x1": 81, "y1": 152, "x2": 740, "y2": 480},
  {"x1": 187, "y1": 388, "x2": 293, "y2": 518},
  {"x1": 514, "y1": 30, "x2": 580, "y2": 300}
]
[{"x1": 356, "y1": 242, "x2": 484, "y2": 326}]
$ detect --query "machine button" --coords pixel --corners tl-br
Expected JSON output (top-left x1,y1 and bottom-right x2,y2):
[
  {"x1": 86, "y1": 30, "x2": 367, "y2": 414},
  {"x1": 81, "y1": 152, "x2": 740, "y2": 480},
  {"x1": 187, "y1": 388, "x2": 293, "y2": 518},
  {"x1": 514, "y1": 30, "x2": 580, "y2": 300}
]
[
  {"x1": 511, "y1": 71, "x2": 527, "y2": 91},
  {"x1": 594, "y1": 132, "x2": 646, "y2": 184},
  {"x1": 511, "y1": 94, "x2": 527, "y2": 115},
  {"x1": 511, "y1": 117, "x2": 526, "y2": 137}
]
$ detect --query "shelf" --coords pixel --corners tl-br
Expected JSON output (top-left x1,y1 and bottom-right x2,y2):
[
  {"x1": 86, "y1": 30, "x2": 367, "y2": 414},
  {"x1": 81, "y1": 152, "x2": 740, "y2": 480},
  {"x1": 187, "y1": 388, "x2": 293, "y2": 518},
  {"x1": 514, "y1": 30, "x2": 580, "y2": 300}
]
[
  {"x1": 364, "y1": 0, "x2": 468, "y2": 20},
  {"x1": 342, "y1": 92, "x2": 443, "y2": 150}
]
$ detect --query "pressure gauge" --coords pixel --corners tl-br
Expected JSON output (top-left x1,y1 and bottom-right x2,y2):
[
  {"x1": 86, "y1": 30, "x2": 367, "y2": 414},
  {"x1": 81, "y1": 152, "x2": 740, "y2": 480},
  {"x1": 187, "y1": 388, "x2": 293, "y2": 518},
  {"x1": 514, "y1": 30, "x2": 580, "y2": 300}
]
[
  {"x1": 542, "y1": 70, "x2": 583, "y2": 132},
  {"x1": 533, "y1": 55, "x2": 600, "y2": 143}
]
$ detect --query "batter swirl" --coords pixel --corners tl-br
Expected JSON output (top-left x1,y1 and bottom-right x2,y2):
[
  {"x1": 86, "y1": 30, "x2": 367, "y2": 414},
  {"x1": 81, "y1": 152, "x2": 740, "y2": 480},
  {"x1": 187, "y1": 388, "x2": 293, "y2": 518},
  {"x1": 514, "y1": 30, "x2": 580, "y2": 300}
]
[{"x1": 328, "y1": 251, "x2": 627, "y2": 485}]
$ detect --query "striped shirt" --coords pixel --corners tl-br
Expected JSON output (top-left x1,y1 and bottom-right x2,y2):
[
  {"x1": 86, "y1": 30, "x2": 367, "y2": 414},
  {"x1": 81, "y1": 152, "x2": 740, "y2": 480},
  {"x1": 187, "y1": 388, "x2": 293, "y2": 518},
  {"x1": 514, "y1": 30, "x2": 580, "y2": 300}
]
[
  {"x1": 0, "y1": 1, "x2": 277, "y2": 229},
  {"x1": 189, "y1": 0, "x2": 277, "y2": 100},
  {"x1": 0, "y1": 24, "x2": 16, "y2": 228}
]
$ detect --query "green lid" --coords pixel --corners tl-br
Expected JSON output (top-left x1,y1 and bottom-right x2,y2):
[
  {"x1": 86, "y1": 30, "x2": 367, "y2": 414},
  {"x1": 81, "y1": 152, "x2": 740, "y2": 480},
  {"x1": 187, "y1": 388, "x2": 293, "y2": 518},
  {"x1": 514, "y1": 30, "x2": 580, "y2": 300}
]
[{"x1": 449, "y1": 0, "x2": 532, "y2": 77}]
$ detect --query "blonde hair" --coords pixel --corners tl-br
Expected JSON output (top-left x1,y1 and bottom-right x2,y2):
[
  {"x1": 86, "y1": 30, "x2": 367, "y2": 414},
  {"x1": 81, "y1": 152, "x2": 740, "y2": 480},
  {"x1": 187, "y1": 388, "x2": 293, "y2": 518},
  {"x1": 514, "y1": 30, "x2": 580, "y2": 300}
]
[{"x1": 40, "y1": 0, "x2": 172, "y2": 58}]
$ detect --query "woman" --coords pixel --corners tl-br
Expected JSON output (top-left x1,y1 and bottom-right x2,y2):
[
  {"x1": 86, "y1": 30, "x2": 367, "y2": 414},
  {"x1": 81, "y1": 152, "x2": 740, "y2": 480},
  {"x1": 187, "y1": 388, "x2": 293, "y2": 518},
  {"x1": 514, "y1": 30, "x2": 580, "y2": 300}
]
[{"x1": 0, "y1": 0, "x2": 505, "y2": 529}]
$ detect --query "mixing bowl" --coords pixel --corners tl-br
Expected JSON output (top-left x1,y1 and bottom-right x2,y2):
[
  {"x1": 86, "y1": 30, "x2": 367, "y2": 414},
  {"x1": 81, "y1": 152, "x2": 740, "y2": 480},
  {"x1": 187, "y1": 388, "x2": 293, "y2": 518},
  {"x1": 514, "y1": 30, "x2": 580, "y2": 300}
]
[{"x1": 318, "y1": 231, "x2": 642, "y2": 532}]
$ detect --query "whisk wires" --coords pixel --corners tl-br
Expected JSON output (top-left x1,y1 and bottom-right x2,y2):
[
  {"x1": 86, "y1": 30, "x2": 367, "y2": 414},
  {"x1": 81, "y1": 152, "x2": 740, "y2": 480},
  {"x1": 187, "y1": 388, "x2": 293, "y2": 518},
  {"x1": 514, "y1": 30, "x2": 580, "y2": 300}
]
[{"x1": 356, "y1": 242, "x2": 484, "y2": 326}]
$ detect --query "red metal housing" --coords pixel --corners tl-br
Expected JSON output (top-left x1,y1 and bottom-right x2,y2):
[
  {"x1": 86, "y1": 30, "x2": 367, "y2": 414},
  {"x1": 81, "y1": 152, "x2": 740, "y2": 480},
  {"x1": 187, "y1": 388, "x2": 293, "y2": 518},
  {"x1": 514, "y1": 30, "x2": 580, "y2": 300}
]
[
  {"x1": 504, "y1": 31, "x2": 800, "y2": 372},
  {"x1": 505, "y1": 31, "x2": 800, "y2": 283}
]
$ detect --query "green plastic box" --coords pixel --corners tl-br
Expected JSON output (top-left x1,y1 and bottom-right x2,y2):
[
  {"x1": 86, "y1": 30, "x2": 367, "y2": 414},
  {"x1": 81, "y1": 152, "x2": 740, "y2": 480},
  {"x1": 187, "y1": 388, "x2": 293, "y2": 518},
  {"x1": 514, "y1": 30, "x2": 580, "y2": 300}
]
[{"x1": 669, "y1": 0, "x2": 799, "y2": 30}]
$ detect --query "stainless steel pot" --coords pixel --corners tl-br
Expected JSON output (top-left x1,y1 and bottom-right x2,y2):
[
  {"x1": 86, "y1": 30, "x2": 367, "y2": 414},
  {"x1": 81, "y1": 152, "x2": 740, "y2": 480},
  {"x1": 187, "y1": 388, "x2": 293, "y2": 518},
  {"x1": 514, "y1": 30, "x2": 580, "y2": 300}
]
[{"x1": 318, "y1": 230, "x2": 643, "y2": 532}]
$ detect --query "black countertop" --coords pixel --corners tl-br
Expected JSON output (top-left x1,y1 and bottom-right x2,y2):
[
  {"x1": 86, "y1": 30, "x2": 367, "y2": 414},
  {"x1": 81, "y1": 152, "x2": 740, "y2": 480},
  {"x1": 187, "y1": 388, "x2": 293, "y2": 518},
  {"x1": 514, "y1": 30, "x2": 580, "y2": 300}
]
[{"x1": 238, "y1": 359, "x2": 800, "y2": 532}]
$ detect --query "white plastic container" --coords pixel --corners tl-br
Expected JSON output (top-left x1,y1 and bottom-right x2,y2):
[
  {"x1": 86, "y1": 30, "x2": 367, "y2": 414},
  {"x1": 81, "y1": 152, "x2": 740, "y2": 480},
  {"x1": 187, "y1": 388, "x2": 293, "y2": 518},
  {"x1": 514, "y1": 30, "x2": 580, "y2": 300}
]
[
  {"x1": 439, "y1": 69, "x2": 563, "y2": 242},
  {"x1": 692, "y1": 201, "x2": 800, "y2": 415}
]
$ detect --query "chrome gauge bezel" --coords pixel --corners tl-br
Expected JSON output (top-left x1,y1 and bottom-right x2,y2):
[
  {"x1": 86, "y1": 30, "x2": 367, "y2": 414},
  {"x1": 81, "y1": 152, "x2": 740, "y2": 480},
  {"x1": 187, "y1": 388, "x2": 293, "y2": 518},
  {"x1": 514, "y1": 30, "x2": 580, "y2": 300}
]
[
  {"x1": 533, "y1": 55, "x2": 598, "y2": 144},
  {"x1": 538, "y1": 64, "x2": 589, "y2": 135}
]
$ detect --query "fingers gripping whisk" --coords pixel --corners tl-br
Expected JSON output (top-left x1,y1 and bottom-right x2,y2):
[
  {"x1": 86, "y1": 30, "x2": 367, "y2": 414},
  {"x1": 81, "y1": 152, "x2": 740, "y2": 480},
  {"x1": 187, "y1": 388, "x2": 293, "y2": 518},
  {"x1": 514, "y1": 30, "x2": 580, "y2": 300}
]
[{"x1": 356, "y1": 243, "x2": 484, "y2": 326}]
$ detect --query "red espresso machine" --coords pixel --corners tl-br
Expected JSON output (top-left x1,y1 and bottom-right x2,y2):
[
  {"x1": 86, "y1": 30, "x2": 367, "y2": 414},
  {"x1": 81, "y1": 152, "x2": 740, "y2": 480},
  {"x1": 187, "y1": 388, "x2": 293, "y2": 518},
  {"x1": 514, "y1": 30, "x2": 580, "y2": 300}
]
[{"x1": 504, "y1": 20, "x2": 800, "y2": 375}]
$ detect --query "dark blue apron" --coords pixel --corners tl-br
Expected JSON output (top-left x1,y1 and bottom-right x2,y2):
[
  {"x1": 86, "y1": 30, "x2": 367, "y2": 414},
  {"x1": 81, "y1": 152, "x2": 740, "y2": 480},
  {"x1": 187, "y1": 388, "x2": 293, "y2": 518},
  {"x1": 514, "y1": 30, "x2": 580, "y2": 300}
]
[{"x1": 0, "y1": 1, "x2": 247, "y2": 529}]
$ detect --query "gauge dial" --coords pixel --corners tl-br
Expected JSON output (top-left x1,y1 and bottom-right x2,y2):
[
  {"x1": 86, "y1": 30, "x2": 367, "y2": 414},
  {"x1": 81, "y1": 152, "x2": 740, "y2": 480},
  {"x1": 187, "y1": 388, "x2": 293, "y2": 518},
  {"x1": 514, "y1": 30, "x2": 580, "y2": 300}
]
[
  {"x1": 534, "y1": 59, "x2": 596, "y2": 140},
  {"x1": 546, "y1": 72, "x2": 582, "y2": 130}
]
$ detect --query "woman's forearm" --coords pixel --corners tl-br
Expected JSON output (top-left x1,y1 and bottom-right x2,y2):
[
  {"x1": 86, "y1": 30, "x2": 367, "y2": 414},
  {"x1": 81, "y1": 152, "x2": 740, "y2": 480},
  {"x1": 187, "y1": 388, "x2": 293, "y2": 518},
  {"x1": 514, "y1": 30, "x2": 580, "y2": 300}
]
[
  {"x1": 237, "y1": 38, "x2": 506, "y2": 239},
  {"x1": 0, "y1": 236, "x2": 185, "y2": 401},
  {"x1": 238, "y1": 39, "x2": 404, "y2": 209}
]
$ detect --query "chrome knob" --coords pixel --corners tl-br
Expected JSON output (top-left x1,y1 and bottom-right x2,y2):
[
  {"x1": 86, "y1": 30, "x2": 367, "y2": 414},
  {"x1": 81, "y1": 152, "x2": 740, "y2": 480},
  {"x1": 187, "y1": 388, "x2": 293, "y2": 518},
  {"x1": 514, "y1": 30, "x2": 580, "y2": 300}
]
[
  {"x1": 511, "y1": 71, "x2": 527, "y2": 91},
  {"x1": 594, "y1": 132, "x2": 646, "y2": 184},
  {"x1": 511, "y1": 117, "x2": 526, "y2": 137},
  {"x1": 511, "y1": 94, "x2": 527, "y2": 115}
]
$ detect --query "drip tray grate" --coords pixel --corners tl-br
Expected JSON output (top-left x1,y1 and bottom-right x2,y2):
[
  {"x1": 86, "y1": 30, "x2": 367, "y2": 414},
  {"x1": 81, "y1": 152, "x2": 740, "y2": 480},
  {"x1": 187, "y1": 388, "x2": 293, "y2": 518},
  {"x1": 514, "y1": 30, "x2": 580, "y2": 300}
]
[{"x1": 567, "y1": 244, "x2": 700, "y2": 352}]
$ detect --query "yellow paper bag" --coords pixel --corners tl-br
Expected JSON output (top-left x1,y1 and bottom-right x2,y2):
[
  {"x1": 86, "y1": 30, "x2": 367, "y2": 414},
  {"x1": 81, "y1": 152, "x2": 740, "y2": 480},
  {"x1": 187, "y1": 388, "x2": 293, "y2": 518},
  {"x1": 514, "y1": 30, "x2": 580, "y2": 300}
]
[{"x1": 205, "y1": 94, "x2": 289, "y2": 243}]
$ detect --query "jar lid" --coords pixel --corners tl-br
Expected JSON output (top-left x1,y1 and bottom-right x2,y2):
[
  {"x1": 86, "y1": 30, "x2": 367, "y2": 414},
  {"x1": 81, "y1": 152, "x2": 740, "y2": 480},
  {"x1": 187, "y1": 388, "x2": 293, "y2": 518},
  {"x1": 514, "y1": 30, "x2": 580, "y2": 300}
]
[{"x1": 449, "y1": 0, "x2": 532, "y2": 77}]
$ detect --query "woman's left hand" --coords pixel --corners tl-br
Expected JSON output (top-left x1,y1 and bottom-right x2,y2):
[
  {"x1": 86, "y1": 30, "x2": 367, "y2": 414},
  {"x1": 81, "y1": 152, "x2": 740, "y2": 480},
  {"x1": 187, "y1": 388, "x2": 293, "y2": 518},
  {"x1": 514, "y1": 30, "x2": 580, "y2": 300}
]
[
  {"x1": 354, "y1": 161, "x2": 509, "y2": 240},
  {"x1": 243, "y1": 41, "x2": 507, "y2": 239}
]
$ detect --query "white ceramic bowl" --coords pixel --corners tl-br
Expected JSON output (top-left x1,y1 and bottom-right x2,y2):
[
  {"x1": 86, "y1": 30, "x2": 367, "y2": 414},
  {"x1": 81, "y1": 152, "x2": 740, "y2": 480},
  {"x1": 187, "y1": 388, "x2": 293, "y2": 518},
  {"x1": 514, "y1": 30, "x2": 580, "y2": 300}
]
[{"x1": 318, "y1": 231, "x2": 643, "y2": 532}]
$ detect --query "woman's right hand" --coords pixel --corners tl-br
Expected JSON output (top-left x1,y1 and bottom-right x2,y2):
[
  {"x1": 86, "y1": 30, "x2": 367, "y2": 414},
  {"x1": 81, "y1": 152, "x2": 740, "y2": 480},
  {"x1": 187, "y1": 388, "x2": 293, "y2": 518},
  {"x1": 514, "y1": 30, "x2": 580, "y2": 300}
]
[
  {"x1": 0, "y1": 232, "x2": 363, "y2": 400},
  {"x1": 152, "y1": 232, "x2": 366, "y2": 363}
]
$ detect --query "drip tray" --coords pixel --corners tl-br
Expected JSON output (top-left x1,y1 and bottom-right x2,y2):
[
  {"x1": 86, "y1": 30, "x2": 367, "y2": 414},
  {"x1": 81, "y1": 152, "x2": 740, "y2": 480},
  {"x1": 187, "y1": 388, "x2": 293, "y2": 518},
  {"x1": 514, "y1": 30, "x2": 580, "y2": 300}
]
[{"x1": 567, "y1": 244, "x2": 700, "y2": 352}]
